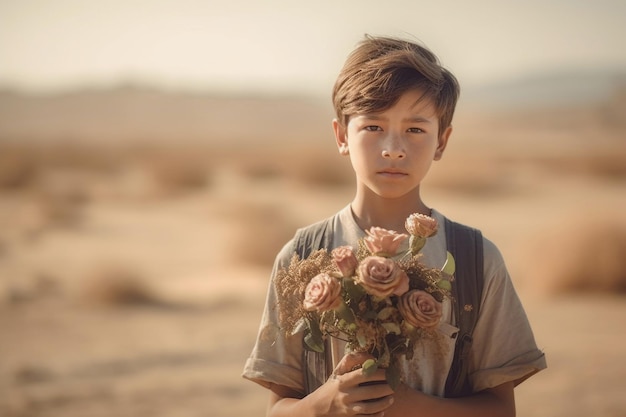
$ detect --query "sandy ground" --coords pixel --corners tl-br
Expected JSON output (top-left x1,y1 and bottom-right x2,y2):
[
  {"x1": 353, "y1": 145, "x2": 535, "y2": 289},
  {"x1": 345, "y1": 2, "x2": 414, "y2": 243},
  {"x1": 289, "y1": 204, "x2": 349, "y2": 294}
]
[
  {"x1": 0, "y1": 90, "x2": 625, "y2": 417},
  {"x1": 0, "y1": 163, "x2": 625, "y2": 417}
]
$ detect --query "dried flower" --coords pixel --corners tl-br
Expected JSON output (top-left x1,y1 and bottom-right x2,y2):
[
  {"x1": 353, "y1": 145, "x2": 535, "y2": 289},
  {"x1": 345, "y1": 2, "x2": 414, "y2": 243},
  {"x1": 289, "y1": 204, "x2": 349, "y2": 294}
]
[
  {"x1": 398, "y1": 290, "x2": 443, "y2": 330},
  {"x1": 364, "y1": 227, "x2": 408, "y2": 256},
  {"x1": 276, "y1": 212, "x2": 453, "y2": 390},
  {"x1": 405, "y1": 213, "x2": 438, "y2": 238},
  {"x1": 303, "y1": 272, "x2": 342, "y2": 312},
  {"x1": 357, "y1": 256, "x2": 409, "y2": 298},
  {"x1": 332, "y1": 246, "x2": 358, "y2": 277}
]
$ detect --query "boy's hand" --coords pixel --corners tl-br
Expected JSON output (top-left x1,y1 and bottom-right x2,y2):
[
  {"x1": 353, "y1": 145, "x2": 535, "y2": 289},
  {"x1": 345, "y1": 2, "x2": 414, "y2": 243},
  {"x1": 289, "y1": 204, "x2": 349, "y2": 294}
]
[{"x1": 311, "y1": 352, "x2": 395, "y2": 416}]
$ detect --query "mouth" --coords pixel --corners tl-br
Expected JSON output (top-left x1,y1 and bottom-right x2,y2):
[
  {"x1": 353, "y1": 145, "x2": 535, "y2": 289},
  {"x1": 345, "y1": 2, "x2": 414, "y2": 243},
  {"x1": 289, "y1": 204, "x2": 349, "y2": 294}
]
[{"x1": 377, "y1": 169, "x2": 408, "y2": 178}]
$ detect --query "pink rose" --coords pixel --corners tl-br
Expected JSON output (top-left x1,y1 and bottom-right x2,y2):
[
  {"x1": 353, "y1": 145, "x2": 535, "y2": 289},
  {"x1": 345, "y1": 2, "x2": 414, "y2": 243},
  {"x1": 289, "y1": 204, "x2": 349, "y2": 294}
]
[
  {"x1": 356, "y1": 256, "x2": 409, "y2": 298},
  {"x1": 364, "y1": 227, "x2": 408, "y2": 256},
  {"x1": 303, "y1": 273, "x2": 342, "y2": 312},
  {"x1": 332, "y1": 246, "x2": 358, "y2": 277},
  {"x1": 398, "y1": 290, "x2": 442, "y2": 330},
  {"x1": 405, "y1": 213, "x2": 438, "y2": 238}
]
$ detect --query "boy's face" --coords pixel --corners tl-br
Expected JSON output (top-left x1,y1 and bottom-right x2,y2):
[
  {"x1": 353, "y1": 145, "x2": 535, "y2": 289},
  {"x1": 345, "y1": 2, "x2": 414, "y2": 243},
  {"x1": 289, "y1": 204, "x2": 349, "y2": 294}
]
[{"x1": 333, "y1": 88, "x2": 451, "y2": 201}]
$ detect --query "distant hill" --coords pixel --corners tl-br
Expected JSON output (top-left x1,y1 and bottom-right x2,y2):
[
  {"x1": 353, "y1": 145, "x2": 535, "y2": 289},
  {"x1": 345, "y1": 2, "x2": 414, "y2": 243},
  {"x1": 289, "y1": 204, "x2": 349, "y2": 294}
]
[
  {"x1": 463, "y1": 69, "x2": 626, "y2": 109},
  {"x1": 0, "y1": 69, "x2": 624, "y2": 146},
  {"x1": 0, "y1": 87, "x2": 334, "y2": 146}
]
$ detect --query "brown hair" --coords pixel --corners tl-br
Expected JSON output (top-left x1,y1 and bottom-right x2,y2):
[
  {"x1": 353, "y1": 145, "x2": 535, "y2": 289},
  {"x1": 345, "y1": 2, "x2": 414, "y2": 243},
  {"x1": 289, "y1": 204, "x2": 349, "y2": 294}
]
[{"x1": 332, "y1": 35, "x2": 460, "y2": 136}]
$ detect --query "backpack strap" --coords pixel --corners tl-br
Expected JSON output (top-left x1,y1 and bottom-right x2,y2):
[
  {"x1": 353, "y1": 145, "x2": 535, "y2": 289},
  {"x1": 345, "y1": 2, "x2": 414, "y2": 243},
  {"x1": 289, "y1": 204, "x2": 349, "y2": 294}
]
[
  {"x1": 443, "y1": 217, "x2": 484, "y2": 397},
  {"x1": 293, "y1": 217, "x2": 334, "y2": 395}
]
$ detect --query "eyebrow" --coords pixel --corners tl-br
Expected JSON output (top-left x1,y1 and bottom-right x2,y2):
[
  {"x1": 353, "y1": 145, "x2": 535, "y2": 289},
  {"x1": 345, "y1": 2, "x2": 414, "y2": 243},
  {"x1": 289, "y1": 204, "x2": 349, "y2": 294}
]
[
  {"x1": 404, "y1": 116, "x2": 433, "y2": 124},
  {"x1": 358, "y1": 114, "x2": 434, "y2": 124}
]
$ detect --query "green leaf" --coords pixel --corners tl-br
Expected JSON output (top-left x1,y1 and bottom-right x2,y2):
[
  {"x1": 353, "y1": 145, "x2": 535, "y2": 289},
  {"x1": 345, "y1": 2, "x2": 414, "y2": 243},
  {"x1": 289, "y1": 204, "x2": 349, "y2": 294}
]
[
  {"x1": 335, "y1": 300, "x2": 357, "y2": 326},
  {"x1": 379, "y1": 339, "x2": 391, "y2": 367},
  {"x1": 361, "y1": 359, "x2": 378, "y2": 376},
  {"x1": 356, "y1": 330, "x2": 369, "y2": 348},
  {"x1": 381, "y1": 322, "x2": 401, "y2": 335},
  {"x1": 377, "y1": 307, "x2": 396, "y2": 320},
  {"x1": 442, "y1": 251, "x2": 456, "y2": 276},
  {"x1": 304, "y1": 332, "x2": 324, "y2": 353},
  {"x1": 363, "y1": 309, "x2": 378, "y2": 320},
  {"x1": 343, "y1": 277, "x2": 367, "y2": 302},
  {"x1": 303, "y1": 317, "x2": 324, "y2": 353},
  {"x1": 386, "y1": 361, "x2": 401, "y2": 390},
  {"x1": 436, "y1": 279, "x2": 452, "y2": 292},
  {"x1": 410, "y1": 235, "x2": 426, "y2": 255}
]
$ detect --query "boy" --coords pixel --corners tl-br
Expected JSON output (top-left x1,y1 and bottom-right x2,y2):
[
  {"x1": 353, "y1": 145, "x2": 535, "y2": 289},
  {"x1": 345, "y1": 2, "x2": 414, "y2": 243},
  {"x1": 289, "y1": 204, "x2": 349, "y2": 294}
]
[{"x1": 243, "y1": 35, "x2": 546, "y2": 416}]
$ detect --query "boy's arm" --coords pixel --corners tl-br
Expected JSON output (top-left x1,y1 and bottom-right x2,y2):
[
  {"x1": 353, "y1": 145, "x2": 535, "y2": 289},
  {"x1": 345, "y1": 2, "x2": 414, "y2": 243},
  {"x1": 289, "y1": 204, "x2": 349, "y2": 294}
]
[{"x1": 386, "y1": 381, "x2": 515, "y2": 417}]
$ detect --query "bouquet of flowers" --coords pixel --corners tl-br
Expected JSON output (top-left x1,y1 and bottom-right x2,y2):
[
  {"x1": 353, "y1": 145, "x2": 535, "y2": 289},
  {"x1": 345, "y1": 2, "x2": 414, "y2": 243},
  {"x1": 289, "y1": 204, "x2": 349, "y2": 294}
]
[{"x1": 275, "y1": 213, "x2": 456, "y2": 389}]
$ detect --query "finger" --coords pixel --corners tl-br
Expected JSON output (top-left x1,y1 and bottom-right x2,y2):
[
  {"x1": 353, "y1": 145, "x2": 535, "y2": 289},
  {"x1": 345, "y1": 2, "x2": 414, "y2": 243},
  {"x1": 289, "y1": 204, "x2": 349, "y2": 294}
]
[
  {"x1": 355, "y1": 380, "x2": 395, "y2": 402},
  {"x1": 334, "y1": 352, "x2": 375, "y2": 376},
  {"x1": 340, "y1": 371, "x2": 394, "y2": 405},
  {"x1": 352, "y1": 395, "x2": 395, "y2": 415},
  {"x1": 348, "y1": 367, "x2": 389, "y2": 386},
  {"x1": 335, "y1": 368, "x2": 390, "y2": 396}
]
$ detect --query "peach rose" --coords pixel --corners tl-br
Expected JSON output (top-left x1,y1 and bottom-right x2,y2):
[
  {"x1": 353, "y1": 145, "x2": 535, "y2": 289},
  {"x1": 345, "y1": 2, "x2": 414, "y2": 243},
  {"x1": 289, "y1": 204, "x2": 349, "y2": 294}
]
[
  {"x1": 398, "y1": 290, "x2": 442, "y2": 330},
  {"x1": 332, "y1": 246, "x2": 358, "y2": 277},
  {"x1": 356, "y1": 256, "x2": 409, "y2": 298},
  {"x1": 303, "y1": 273, "x2": 342, "y2": 312},
  {"x1": 405, "y1": 213, "x2": 438, "y2": 238},
  {"x1": 364, "y1": 227, "x2": 408, "y2": 256}
]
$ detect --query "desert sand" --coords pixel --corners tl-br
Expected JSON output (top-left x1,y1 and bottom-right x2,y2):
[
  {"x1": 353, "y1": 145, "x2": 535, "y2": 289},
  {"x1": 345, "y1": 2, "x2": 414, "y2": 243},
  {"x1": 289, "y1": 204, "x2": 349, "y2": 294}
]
[{"x1": 0, "y1": 88, "x2": 625, "y2": 416}]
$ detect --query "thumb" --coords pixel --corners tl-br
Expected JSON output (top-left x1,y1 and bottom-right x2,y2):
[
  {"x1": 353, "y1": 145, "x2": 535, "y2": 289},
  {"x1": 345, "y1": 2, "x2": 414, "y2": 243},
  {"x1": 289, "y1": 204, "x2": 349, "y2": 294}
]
[{"x1": 334, "y1": 352, "x2": 375, "y2": 376}]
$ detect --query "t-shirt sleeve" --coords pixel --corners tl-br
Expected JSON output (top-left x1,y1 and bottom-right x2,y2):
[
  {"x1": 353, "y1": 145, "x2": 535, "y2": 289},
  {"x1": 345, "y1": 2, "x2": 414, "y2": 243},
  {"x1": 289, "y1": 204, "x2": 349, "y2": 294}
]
[
  {"x1": 241, "y1": 239, "x2": 307, "y2": 395},
  {"x1": 468, "y1": 237, "x2": 547, "y2": 392}
]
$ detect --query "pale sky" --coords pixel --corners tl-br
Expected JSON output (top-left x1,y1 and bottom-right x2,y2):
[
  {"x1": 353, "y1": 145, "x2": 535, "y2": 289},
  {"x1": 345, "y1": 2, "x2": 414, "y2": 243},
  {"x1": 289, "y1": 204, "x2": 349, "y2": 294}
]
[{"x1": 1, "y1": 0, "x2": 625, "y2": 96}]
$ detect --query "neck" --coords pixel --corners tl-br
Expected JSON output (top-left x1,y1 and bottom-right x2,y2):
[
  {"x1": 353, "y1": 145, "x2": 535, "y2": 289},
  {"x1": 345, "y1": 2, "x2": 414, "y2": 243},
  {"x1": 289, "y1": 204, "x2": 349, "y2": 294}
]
[{"x1": 350, "y1": 189, "x2": 431, "y2": 233}]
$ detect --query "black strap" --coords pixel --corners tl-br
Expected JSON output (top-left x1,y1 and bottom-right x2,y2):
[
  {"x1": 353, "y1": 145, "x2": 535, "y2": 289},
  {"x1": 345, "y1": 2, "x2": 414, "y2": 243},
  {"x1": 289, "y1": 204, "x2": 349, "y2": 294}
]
[
  {"x1": 443, "y1": 218, "x2": 484, "y2": 397},
  {"x1": 293, "y1": 218, "x2": 334, "y2": 395}
]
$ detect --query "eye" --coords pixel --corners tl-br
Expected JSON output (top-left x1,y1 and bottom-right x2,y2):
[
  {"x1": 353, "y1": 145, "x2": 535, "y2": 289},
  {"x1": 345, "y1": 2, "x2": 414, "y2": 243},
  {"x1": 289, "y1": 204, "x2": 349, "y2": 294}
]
[
  {"x1": 407, "y1": 127, "x2": 425, "y2": 133},
  {"x1": 364, "y1": 125, "x2": 382, "y2": 132}
]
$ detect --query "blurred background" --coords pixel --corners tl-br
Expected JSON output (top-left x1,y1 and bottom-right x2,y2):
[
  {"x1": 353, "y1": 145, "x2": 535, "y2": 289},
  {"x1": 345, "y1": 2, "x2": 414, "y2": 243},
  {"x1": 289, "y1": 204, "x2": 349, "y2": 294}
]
[{"x1": 0, "y1": 1, "x2": 625, "y2": 416}]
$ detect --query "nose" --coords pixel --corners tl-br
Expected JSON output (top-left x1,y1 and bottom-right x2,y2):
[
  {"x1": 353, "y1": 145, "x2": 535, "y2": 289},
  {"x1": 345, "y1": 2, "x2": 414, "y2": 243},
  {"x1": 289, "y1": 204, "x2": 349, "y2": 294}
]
[{"x1": 381, "y1": 137, "x2": 406, "y2": 159}]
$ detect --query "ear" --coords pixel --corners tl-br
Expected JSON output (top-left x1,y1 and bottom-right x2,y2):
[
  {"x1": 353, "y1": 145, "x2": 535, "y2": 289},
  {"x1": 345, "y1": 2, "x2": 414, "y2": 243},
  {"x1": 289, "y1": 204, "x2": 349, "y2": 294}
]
[
  {"x1": 333, "y1": 119, "x2": 349, "y2": 156},
  {"x1": 434, "y1": 126, "x2": 452, "y2": 161}
]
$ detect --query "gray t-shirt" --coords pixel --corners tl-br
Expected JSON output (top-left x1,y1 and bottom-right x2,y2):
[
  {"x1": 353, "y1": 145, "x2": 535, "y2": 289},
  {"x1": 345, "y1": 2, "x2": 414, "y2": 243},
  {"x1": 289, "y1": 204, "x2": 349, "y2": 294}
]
[{"x1": 243, "y1": 206, "x2": 546, "y2": 396}]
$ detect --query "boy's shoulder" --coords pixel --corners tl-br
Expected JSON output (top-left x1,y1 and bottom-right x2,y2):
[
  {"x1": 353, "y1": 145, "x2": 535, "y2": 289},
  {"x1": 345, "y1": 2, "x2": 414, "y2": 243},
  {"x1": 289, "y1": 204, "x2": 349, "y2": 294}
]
[
  {"x1": 273, "y1": 213, "x2": 340, "y2": 268},
  {"x1": 435, "y1": 211, "x2": 505, "y2": 267}
]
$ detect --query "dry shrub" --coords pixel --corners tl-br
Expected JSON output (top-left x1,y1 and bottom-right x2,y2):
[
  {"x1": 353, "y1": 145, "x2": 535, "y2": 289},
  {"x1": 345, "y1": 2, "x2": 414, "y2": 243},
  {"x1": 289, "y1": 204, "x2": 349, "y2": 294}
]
[
  {"x1": 222, "y1": 200, "x2": 298, "y2": 267},
  {"x1": 541, "y1": 220, "x2": 626, "y2": 295},
  {"x1": 2, "y1": 274, "x2": 62, "y2": 305},
  {"x1": 0, "y1": 146, "x2": 39, "y2": 190},
  {"x1": 290, "y1": 155, "x2": 353, "y2": 187},
  {"x1": 77, "y1": 264, "x2": 158, "y2": 307},
  {"x1": 538, "y1": 150, "x2": 626, "y2": 181},
  {"x1": 143, "y1": 150, "x2": 212, "y2": 195},
  {"x1": 34, "y1": 179, "x2": 90, "y2": 228},
  {"x1": 236, "y1": 146, "x2": 353, "y2": 188},
  {"x1": 13, "y1": 365, "x2": 55, "y2": 384},
  {"x1": 426, "y1": 156, "x2": 515, "y2": 197},
  {"x1": 36, "y1": 143, "x2": 123, "y2": 173}
]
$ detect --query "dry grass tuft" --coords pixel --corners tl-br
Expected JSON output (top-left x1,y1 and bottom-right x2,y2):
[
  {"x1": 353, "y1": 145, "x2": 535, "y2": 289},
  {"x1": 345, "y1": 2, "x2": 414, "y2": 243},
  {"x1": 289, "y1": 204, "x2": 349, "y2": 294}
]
[
  {"x1": 221, "y1": 200, "x2": 299, "y2": 267},
  {"x1": 34, "y1": 180, "x2": 90, "y2": 228},
  {"x1": 538, "y1": 150, "x2": 626, "y2": 181},
  {"x1": 288, "y1": 152, "x2": 353, "y2": 188},
  {"x1": 0, "y1": 146, "x2": 39, "y2": 190},
  {"x1": 426, "y1": 156, "x2": 517, "y2": 197},
  {"x1": 77, "y1": 264, "x2": 159, "y2": 307},
  {"x1": 234, "y1": 146, "x2": 353, "y2": 188},
  {"x1": 142, "y1": 150, "x2": 213, "y2": 195},
  {"x1": 540, "y1": 219, "x2": 626, "y2": 295}
]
